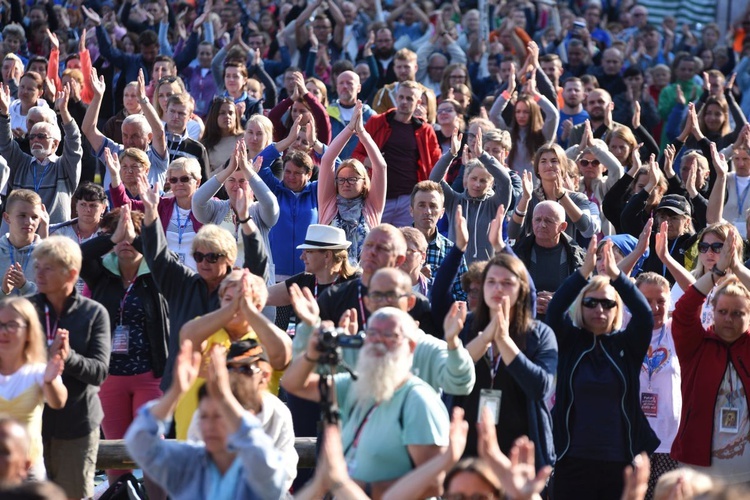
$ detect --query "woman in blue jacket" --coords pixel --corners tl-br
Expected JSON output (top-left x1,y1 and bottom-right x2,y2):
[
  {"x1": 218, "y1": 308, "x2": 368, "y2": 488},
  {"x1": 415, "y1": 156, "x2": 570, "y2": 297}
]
[
  {"x1": 546, "y1": 236, "x2": 659, "y2": 500},
  {"x1": 436, "y1": 205, "x2": 556, "y2": 468}
]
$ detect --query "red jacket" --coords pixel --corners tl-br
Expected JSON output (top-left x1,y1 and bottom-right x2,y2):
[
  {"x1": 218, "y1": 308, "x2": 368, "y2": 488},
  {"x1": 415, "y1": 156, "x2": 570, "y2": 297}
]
[
  {"x1": 671, "y1": 285, "x2": 750, "y2": 466},
  {"x1": 352, "y1": 109, "x2": 441, "y2": 184}
]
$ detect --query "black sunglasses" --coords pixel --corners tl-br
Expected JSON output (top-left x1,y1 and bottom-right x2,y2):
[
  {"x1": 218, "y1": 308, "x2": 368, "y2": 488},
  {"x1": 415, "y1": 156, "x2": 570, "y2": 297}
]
[
  {"x1": 168, "y1": 176, "x2": 193, "y2": 184},
  {"x1": 698, "y1": 242, "x2": 724, "y2": 254},
  {"x1": 227, "y1": 364, "x2": 261, "y2": 376},
  {"x1": 578, "y1": 159, "x2": 601, "y2": 167},
  {"x1": 582, "y1": 297, "x2": 618, "y2": 309},
  {"x1": 193, "y1": 251, "x2": 225, "y2": 264}
]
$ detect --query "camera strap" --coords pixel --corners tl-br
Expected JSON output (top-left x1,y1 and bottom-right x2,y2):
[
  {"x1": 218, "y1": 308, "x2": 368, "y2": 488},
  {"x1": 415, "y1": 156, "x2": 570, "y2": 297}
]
[{"x1": 343, "y1": 403, "x2": 378, "y2": 457}]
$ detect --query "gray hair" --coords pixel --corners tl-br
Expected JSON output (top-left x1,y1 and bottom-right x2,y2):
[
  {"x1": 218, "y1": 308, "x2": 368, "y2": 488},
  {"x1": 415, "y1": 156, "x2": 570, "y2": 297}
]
[
  {"x1": 122, "y1": 114, "x2": 152, "y2": 135},
  {"x1": 367, "y1": 306, "x2": 418, "y2": 342}
]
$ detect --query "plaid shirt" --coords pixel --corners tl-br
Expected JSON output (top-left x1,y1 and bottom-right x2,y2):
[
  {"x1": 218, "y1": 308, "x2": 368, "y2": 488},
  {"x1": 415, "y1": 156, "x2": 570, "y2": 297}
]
[{"x1": 426, "y1": 231, "x2": 468, "y2": 302}]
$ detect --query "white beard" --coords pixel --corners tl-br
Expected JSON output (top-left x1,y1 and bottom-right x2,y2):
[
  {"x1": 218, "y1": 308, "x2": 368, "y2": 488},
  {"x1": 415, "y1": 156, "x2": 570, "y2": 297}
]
[
  {"x1": 30, "y1": 145, "x2": 51, "y2": 160},
  {"x1": 352, "y1": 341, "x2": 412, "y2": 404}
]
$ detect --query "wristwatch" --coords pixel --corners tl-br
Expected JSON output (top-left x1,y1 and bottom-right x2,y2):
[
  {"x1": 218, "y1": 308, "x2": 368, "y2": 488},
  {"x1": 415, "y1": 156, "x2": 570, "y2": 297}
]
[{"x1": 711, "y1": 264, "x2": 727, "y2": 277}]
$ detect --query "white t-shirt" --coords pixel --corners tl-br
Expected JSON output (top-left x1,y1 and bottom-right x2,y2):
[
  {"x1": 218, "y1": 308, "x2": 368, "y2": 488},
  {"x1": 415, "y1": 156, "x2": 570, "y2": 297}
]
[
  {"x1": 638, "y1": 321, "x2": 682, "y2": 454},
  {"x1": 670, "y1": 280, "x2": 715, "y2": 329},
  {"x1": 688, "y1": 362, "x2": 750, "y2": 484},
  {"x1": 9, "y1": 99, "x2": 49, "y2": 133}
]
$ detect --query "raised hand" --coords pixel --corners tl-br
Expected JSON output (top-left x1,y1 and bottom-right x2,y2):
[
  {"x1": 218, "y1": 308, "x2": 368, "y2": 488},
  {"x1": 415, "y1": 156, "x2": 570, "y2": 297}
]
[
  {"x1": 173, "y1": 340, "x2": 201, "y2": 395},
  {"x1": 454, "y1": 204, "x2": 469, "y2": 252},
  {"x1": 580, "y1": 119, "x2": 593, "y2": 151},
  {"x1": 488, "y1": 204, "x2": 506, "y2": 252},
  {"x1": 580, "y1": 235, "x2": 598, "y2": 278},
  {"x1": 663, "y1": 144, "x2": 676, "y2": 178},
  {"x1": 635, "y1": 218, "x2": 653, "y2": 257},
  {"x1": 44, "y1": 352, "x2": 65, "y2": 383},
  {"x1": 711, "y1": 142, "x2": 728, "y2": 178},
  {"x1": 520, "y1": 170, "x2": 533, "y2": 201},
  {"x1": 289, "y1": 283, "x2": 320, "y2": 327},
  {"x1": 717, "y1": 228, "x2": 737, "y2": 273},
  {"x1": 47, "y1": 29, "x2": 59, "y2": 51},
  {"x1": 140, "y1": 176, "x2": 160, "y2": 215},
  {"x1": 654, "y1": 221, "x2": 669, "y2": 261},
  {"x1": 471, "y1": 125, "x2": 483, "y2": 158},
  {"x1": 600, "y1": 239, "x2": 620, "y2": 280},
  {"x1": 50, "y1": 328, "x2": 70, "y2": 361},
  {"x1": 103, "y1": 147, "x2": 121, "y2": 179},
  {"x1": 621, "y1": 453, "x2": 650, "y2": 500},
  {"x1": 443, "y1": 301, "x2": 467, "y2": 349},
  {"x1": 0, "y1": 84, "x2": 11, "y2": 116},
  {"x1": 493, "y1": 296, "x2": 511, "y2": 343},
  {"x1": 81, "y1": 5, "x2": 102, "y2": 26},
  {"x1": 446, "y1": 407, "x2": 469, "y2": 464},
  {"x1": 54, "y1": 83, "x2": 70, "y2": 114},
  {"x1": 137, "y1": 69, "x2": 147, "y2": 102},
  {"x1": 90, "y1": 67, "x2": 105, "y2": 98},
  {"x1": 632, "y1": 100, "x2": 641, "y2": 129}
]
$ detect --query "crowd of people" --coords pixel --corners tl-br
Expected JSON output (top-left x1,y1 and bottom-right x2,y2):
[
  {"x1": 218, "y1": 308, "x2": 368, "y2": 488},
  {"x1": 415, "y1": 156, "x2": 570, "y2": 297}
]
[{"x1": 1, "y1": 0, "x2": 750, "y2": 498}]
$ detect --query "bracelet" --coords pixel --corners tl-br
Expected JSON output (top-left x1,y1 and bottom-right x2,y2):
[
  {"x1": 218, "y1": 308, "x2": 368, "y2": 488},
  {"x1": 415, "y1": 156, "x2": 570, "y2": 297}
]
[
  {"x1": 514, "y1": 207, "x2": 527, "y2": 217},
  {"x1": 139, "y1": 97, "x2": 149, "y2": 104},
  {"x1": 556, "y1": 192, "x2": 566, "y2": 201},
  {"x1": 304, "y1": 353, "x2": 319, "y2": 363},
  {"x1": 711, "y1": 264, "x2": 727, "y2": 277},
  {"x1": 237, "y1": 214, "x2": 252, "y2": 224}
]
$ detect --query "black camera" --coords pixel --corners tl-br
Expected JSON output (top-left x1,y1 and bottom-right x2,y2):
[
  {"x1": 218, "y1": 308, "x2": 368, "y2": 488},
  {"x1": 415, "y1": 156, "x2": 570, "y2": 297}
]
[{"x1": 316, "y1": 326, "x2": 365, "y2": 365}]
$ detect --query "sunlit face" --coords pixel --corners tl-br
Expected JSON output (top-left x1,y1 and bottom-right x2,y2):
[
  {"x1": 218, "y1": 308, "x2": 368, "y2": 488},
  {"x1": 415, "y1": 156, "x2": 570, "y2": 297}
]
[
  {"x1": 483, "y1": 264, "x2": 520, "y2": 312},
  {"x1": 713, "y1": 294, "x2": 750, "y2": 342},
  {"x1": 28, "y1": 124, "x2": 57, "y2": 160},
  {"x1": 680, "y1": 156, "x2": 708, "y2": 190},
  {"x1": 595, "y1": 244, "x2": 624, "y2": 275},
  {"x1": 291, "y1": 101, "x2": 311, "y2": 123},
  {"x1": 395, "y1": 86, "x2": 420, "y2": 118},
  {"x1": 578, "y1": 153, "x2": 602, "y2": 181},
  {"x1": 702, "y1": 103, "x2": 725, "y2": 133},
  {"x1": 336, "y1": 72, "x2": 360, "y2": 105},
  {"x1": 514, "y1": 101, "x2": 530, "y2": 127},
  {"x1": 1, "y1": 60, "x2": 21, "y2": 84},
  {"x1": 75, "y1": 199, "x2": 106, "y2": 227},
  {"x1": 152, "y1": 62, "x2": 173, "y2": 82},
  {"x1": 0, "y1": 423, "x2": 30, "y2": 487},
  {"x1": 697, "y1": 232, "x2": 724, "y2": 272},
  {"x1": 360, "y1": 231, "x2": 399, "y2": 278},
  {"x1": 17, "y1": 76, "x2": 41, "y2": 106},
  {"x1": 638, "y1": 282, "x2": 669, "y2": 329},
  {"x1": 291, "y1": 129, "x2": 313, "y2": 154},
  {"x1": 394, "y1": 58, "x2": 417, "y2": 82},
  {"x1": 123, "y1": 86, "x2": 140, "y2": 114},
  {"x1": 194, "y1": 244, "x2": 230, "y2": 283},
  {"x1": 197, "y1": 46, "x2": 213, "y2": 68},
  {"x1": 436, "y1": 103, "x2": 457, "y2": 126},
  {"x1": 282, "y1": 161, "x2": 311, "y2": 192},
  {"x1": 582, "y1": 286, "x2": 618, "y2": 334},
  {"x1": 400, "y1": 240, "x2": 426, "y2": 276},
  {"x1": 167, "y1": 166, "x2": 198, "y2": 200},
  {"x1": 484, "y1": 141, "x2": 507, "y2": 164},
  {"x1": 121, "y1": 122, "x2": 150, "y2": 151},
  {"x1": 586, "y1": 91, "x2": 610, "y2": 120},
  {"x1": 410, "y1": 190, "x2": 444, "y2": 233},
  {"x1": 335, "y1": 166, "x2": 365, "y2": 199},
  {"x1": 537, "y1": 151, "x2": 562, "y2": 180},
  {"x1": 34, "y1": 257, "x2": 73, "y2": 296},
  {"x1": 167, "y1": 103, "x2": 191, "y2": 133},
  {"x1": 217, "y1": 103, "x2": 237, "y2": 132},
  {"x1": 224, "y1": 67, "x2": 246, "y2": 95},
  {"x1": 563, "y1": 81, "x2": 584, "y2": 108},
  {"x1": 157, "y1": 82, "x2": 182, "y2": 114},
  {"x1": 224, "y1": 170, "x2": 250, "y2": 197},
  {"x1": 3, "y1": 200, "x2": 41, "y2": 244},
  {"x1": 363, "y1": 273, "x2": 411, "y2": 314},
  {"x1": 464, "y1": 166, "x2": 493, "y2": 198},
  {"x1": 120, "y1": 156, "x2": 149, "y2": 186},
  {"x1": 608, "y1": 136, "x2": 631, "y2": 164},
  {"x1": 735, "y1": 149, "x2": 750, "y2": 176},
  {"x1": 299, "y1": 249, "x2": 328, "y2": 274},
  {"x1": 244, "y1": 121, "x2": 268, "y2": 153},
  {"x1": 305, "y1": 82, "x2": 323, "y2": 104},
  {"x1": 532, "y1": 204, "x2": 566, "y2": 243},
  {"x1": 541, "y1": 60, "x2": 561, "y2": 84},
  {"x1": 246, "y1": 81, "x2": 262, "y2": 100}
]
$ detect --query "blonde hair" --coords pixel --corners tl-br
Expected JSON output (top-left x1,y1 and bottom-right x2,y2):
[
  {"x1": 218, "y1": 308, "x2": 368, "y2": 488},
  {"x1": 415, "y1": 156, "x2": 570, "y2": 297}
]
[
  {"x1": 654, "y1": 469, "x2": 713, "y2": 500},
  {"x1": 5, "y1": 189, "x2": 42, "y2": 213},
  {"x1": 711, "y1": 276, "x2": 750, "y2": 309},
  {"x1": 168, "y1": 157, "x2": 202, "y2": 181},
  {"x1": 120, "y1": 147, "x2": 151, "y2": 171},
  {"x1": 571, "y1": 276, "x2": 624, "y2": 331},
  {"x1": 192, "y1": 224, "x2": 238, "y2": 265},
  {"x1": 693, "y1": 222, "x2": 744, "y2": 278},
  {"x1": 218, "y1": 270, "x2": 268, "y2": 311},
  {"x1": 0, "y1": 297, "x2": 46, "y2": 365},
  {"x1": 337, "y1": 159, "x2": 370, "y2": 198},
  {"x1": 32, "y1": 235, "x2": 82, "y2": 273}
]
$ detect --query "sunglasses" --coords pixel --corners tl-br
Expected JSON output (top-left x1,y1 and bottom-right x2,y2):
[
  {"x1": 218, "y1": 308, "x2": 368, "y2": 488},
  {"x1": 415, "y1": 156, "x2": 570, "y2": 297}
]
[
  {"x1": 227, "y1": 364, "x2": 262, "y2": 376},
  {"x1": 578, "y1": 159, "x2": 601, "y2": 167},
  {"x1": 582, "y1": 297, "x2": 618, "y2": 309},
  {"x1": 698, "y1": 241, "x2": 724, "y2": 254},
  {"x1": 168, "y1": 176, "x2": 193, "y2": 184},
  {"x1": 28, "y1": 133, "x2": 51, "y2": 140},
  {"x1": 193, "y1": 251, "x2": 225, "y2": 264}
]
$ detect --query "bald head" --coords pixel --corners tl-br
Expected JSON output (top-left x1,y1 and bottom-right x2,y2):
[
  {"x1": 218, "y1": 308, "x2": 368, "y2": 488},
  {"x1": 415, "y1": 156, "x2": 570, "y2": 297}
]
[
  {"x1": 336, "y1": 70, "x2": 362, "y2": 105},
  {"x1": 0, "y1": 418, "x2": 30, "y2": 487},
  {"x1": 364, "y1": 267, "x2": 416, "y2": 314}
]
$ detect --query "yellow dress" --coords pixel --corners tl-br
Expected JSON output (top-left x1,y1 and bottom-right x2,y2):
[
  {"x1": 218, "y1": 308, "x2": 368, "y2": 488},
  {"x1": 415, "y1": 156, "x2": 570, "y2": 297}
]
[
  {"x1": 0, "y1": 364, "x2": 47, "y2": 470},
  {"x1": 173, "y1": 328, "x2": 283, "y2": 440}
]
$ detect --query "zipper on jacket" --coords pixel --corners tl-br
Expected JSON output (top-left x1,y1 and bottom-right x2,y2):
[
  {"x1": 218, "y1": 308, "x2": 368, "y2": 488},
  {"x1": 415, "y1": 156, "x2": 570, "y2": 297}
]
[
  {"x1": 601, "y1": 342, "x2": 635, "y2": 459},
  {"x1": 560, "y1": 334, "x2": 596, "y2": 459}
]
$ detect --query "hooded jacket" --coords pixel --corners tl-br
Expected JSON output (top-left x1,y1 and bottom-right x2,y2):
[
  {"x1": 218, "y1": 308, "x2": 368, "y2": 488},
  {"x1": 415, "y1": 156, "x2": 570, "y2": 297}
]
[{"x1": 429, "y1": 151, "x2": 512, "y2": 264}]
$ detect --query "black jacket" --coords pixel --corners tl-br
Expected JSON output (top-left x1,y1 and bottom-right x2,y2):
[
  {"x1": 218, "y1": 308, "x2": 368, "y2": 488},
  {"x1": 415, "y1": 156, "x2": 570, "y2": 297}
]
[
  {"x1": 79, "y1": 235, "x2": 169, "y2": 379},
  {"x1": 512, "y1": 232, "x2": 586, "y2": 291}
]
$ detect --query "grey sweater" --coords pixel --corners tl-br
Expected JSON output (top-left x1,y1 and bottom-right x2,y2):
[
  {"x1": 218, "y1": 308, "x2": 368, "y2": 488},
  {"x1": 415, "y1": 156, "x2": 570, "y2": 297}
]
[
  {"x1": 0, "y1": 116, "x2": 81, "y2": 223},
  {"x1": 429, "y1": 151, "x2": 512, "y2": 263}
]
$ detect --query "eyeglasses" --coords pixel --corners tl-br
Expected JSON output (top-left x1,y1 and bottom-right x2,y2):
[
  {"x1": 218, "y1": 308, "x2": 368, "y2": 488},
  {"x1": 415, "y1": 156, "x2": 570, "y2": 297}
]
[
  {"x1": 168, "y1": 176, "x2": 194, "y2": 184},
  {"x1": 367, "y1": 291, "x2": 411, "y2": 302},
  {"x1": 437, "y1": 108, "x2": 455, "y2": 114},
  {"x1": 0, "y1": 321, "x2": 26, "y2": 334},
  {"x1": 582, "y1": 297, "x2": 618, "y2": 309},
  {"x1": 193, "y1": 251, "x2": 225, "y2": 264},
  {"x1": 450, "y1": 74, "x2": 467, "y2": 80},
  {"x1": 28, "y1": 133, "x2": 51, "y2": 140},
  {"x1": 335, "y1": 177, "x2": 363, "y2": 185},
  {"x1": 698, "y1": 241, "x2": 724, "y2": 254},
  {"x1": 365, "y1": 329, "x2": 402, "y2": 341},
  {"x1": 443, "y1": 494, "x2": 498, "y2": 500},
  {"x1": 227, "y1": 364, "x2": 262, "y2": 376},
  {"x1": 121, "y1": 165, "x2": 143, "y2": 172},
  {"x1": 578, "y1": 159, "x2": 601, "y2": 167}
]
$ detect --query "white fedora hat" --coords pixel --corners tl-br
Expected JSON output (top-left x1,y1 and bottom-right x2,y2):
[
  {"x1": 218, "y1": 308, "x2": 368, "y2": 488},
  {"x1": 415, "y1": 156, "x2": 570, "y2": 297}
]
[{"x1": 296, "y1": 225, "x2": 352, "y2": 250}]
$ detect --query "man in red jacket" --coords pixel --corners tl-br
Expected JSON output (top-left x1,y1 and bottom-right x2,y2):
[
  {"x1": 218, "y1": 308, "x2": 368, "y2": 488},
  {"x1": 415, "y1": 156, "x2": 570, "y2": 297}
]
[{"x1": 352, "y1": 80, "x2": 441, "y2": 227}]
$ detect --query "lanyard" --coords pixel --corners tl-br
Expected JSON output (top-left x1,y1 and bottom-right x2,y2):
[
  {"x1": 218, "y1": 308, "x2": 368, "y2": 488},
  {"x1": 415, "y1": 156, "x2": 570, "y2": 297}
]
[
  {"x1": 645, "y1": 325, "x2": 667, "y2": 389},
  {"x1": 32, "y1": 160, "x2": 53, "y2": 193},
  {"x1": 357, "y1": 281, "x2": 367, "y2": 324},
  {"x1": 119, "y1": 279, "x2": 136, "y2": 325},
  {"x1": 175, "y1": 208, "x2": 191, "y2": 245},
  {"x1": 736, "y1": 177, "x2": 750, "y2": 219},
  {"x1": 663, "y1": 239, "x2": 679, "y2": 277},
  {"x1": 44, "y1": 304, "x2": 58, "y2": 344},
  {"x1": 8, "y1": 240, "x2": 33, "y2": 278},
  {"x1": 167, "y1": 132, "x2": 185, "y2": 166},
  {"x1": 488, "y1": 344, "x2": 503, "y2": 385}
]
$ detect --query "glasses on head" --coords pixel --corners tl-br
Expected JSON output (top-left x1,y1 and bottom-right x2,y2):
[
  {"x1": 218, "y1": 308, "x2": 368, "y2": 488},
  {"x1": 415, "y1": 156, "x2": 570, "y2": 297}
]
[
  {"x1": 227, "y1": 363, "x2": 262, "y2": 376},
  {"x1": 578, "y1": 159, "x2": 601, "y2": 167},
  {"x1": 698, "y1": 241, "x2": 724, "y2": 254},
  {"x1": 28, "y1": 133, "x2": 51, "y2": 140},
  {"x1": 582, "y1": 297, "x2": 618, "y2": 309},
  {"x1": 193, "y1": 251, "x2": 225, "y2": 264},
  {"x1": 158, "y1": 76, "x2": 179, "y2": 85},
  {"x1": 335, "y1": 177, "x2": 363, "y2": 185},
  {"x1": 0, "y1": 321, "x2": 26, "y2": 334},
  {"x1": 168, "y1": 176, "x2": 193, "y2": 184},
  {"x1": 367, "y1": 291, "x2": 410, "y2": 302}
]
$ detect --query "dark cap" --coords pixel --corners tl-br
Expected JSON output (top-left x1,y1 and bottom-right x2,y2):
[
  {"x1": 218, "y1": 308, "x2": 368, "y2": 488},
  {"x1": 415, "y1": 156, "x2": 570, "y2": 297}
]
[
  {"x1": 656, "y1": 194, "x2": 691, "y2": 216},
  {"x1": 226, "y1": 339, "x2": 268, "y2": 365}
]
